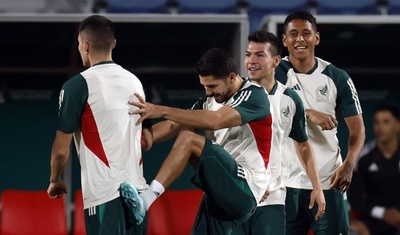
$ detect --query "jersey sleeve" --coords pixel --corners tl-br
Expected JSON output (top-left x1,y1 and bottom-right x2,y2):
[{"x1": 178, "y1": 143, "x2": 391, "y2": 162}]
[
  {"x1": 230, "y1": 86, "x2": 270, "y2": 124},
  {"x1": 323, "y1": 65, "x2": 362, "y2": 118},
  {"x1": 57, "y1": 74, "x2": 88, "y2": 133},
  {"x1": 285, "y1": 88, "x2": 308, "y2": 143}
]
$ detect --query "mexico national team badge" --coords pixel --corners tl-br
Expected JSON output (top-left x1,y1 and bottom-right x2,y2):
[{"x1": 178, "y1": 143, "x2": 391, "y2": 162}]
[
  {"x1": 316, "y1": 84, "x2": 329, "y2": 102},
  {"x1": 280, "y1": 105, "x2": 291, "y2": 126}
]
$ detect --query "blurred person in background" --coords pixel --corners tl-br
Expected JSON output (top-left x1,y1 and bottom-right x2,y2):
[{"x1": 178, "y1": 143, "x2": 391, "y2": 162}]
[{"x1": 348, "y1": 105, "x2": 400, "y2": 235}]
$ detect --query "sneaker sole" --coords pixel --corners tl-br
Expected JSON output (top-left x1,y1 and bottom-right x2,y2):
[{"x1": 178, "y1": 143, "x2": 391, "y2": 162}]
[{"x1": 120, "y1": 182, "x2": 146, "y2": 225}]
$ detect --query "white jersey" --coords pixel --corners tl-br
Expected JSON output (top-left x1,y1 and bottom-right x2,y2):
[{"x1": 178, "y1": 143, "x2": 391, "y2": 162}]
[
  {"x1": 276, "y1": 56, "x2": 362, "y2": 189},
  {"x1": 191, "y1": 78, "x2": 272, "y2": 203},
  {"x1": 57, "y1": 61, "x2": 148, "y2": 208},
  {"x1": 259, "y1": 80, "x2": 309, "y2": 206}
]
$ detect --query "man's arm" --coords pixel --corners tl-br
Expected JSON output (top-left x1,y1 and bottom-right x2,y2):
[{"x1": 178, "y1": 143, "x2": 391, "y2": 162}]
[
  {"x1": 151, "y1": 120, "x2": 185, "y2": 144},
  {"x1": 329, "y1": 114, "x2": 365, "y2": 191},
  {"x1": 141, "y1": 127, "x2": 153, "y2": 151},
  {"x1": 294, "y1": 140, "x2": 326, "y2": 220},
  {"x1": 130, "y1": 93, "x2": 243, "y2": 130},
  {"x1": 306, "y1": 109, "x2": 339, "y2": 130},
  {"x1": 47, "y1": 130, "x2": 73, "y2": 198}
]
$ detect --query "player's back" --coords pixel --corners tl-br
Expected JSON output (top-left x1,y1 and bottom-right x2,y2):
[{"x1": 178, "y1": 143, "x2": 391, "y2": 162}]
[{"x1": 79, "y1": 61, "x2": 147, "y2": 208}]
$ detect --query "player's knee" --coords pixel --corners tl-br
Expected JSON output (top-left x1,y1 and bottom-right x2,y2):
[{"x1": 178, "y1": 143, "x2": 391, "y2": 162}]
[{"x1": 176, "y1": 130, "x2": 204, "y2": 151}]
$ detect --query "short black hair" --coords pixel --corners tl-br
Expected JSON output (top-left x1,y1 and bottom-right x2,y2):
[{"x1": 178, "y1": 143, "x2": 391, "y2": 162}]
[
  {"x1": 195, "y1": 48, "x2": 238, "y2": 79},
  {"x1": 247, "y1": 30, "x2": 282, "y2": 56},
  {"x1": 374, "y1": 104, "x2": 400, "y2": 121},
  {"x1": 283, "y1": 10, "x2": 318, "y2": 33},
  {"x1": 79, "y1": 15, "x2": 115, "y2": 52}
]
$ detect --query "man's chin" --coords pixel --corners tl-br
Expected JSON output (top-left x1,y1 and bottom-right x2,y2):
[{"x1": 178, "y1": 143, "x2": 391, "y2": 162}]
[{"x1": 214, "y1": 97, "x2": 223, "y2": 103}]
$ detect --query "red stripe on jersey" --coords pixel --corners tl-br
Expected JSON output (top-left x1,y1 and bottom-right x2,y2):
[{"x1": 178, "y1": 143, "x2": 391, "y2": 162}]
[
  {"x1": 81, "y1": 103, "x2": 110, "y2": 168},
  {"x1": 249, "y1": 115, "x2": 272, "y2": 168}
]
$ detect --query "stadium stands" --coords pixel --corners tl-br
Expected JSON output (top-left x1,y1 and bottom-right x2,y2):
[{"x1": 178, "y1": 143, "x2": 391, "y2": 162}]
[
  {"x1": 386, "y1": 0, "x2": 400, "y2": 14},
  {"x1": 245, "y1": 0, "x2": 312, "y2": 33},
  {"x1": 175, "y1": 0, "x2": 241, "y2": 14},
  {"x1": 315, "y1": 0, "x2": 380, "y2": 14},
  {"x1": 0, "y1": 0, "x2": 48, "y2": 13},
  {"x1": 100, "y1": 0, "x2": 170, "y2": 13},
  {"x1": 0, "y1": 0, "x2": 398, "y2": 30}
]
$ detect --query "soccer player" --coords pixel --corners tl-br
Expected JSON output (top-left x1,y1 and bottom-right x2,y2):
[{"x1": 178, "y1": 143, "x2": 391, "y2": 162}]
[
  {"x1": 126, "y1": 48, "x2": 272, "y2": 234},
  {"x1": 232, "y1": 30, "x2": 325, "y2": 235},
  {"x1": 275, "y1": 11, "x2": 366, "y2": 235},
  {"x1": 349, "y1": 105, "x2": 400, "y2": 235},
  {"x1": 47, "y1": 15, "x2": 152, "y2": 234}
]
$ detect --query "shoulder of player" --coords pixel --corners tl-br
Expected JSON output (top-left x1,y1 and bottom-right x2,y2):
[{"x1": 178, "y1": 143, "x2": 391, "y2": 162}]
[
  {"x1": 317, "y1": 57, "x2": 350, "y2": 81},
  {"x1": 277, "y1": 82, "x2": 301, "y2": 104},
  {"x1": 63, "y1": 73, "x2": 87, "y2": 90},
  {"x1": 241, "y1": 79, "x2": 267, "y2": 94}
]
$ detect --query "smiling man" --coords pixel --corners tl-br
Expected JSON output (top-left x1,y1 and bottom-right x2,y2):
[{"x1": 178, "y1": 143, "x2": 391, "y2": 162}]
[
  {"x1": 275, "y1": 11, "x2": 366, "y2": 235},
  {"x1": 125, "y1": 48, "x2": 272, "y2": 235}
]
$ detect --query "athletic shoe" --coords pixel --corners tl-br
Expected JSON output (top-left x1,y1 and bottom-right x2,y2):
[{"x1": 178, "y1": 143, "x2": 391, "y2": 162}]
[{"x1": 119, "y1": 181, "x2": 147, "y2": 225}]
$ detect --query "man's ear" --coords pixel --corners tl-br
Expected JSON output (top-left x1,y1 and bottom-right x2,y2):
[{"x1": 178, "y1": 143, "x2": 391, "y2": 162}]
[
  {"x1": 228, "y1": 72, "x2": 236, "y2": 84},
  {"x1": 112, "y1": 39, "x2": 116, "y2": 49},
  {"x1": 282, "y1": 34, "x2": 288, "y2": 47},
  {"x1": 273, "y1": 55, "x2": 281, "y2": 68},
  {"x1": 315, "y1": 32, "x2": 320, "y2": 46},
  {"x1": 84, "y1": 40, "x2": 90, "y2": 54}
]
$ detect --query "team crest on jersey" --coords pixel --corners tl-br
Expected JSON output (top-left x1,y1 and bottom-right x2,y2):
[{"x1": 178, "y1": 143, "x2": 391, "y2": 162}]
[
  {"x1": 315, "y1": 84, "x2": 329, "y2": 102},
  {"x1": 280, "y1": 105, "x2": 291, "y2": 126}
]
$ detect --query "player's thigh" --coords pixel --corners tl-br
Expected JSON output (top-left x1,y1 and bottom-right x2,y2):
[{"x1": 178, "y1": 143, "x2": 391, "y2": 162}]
[
  {"x1": 311, "y1": 190, "x2": 349, "y2": 235},
  {"x1": 250, "y1": 205, "x2": 285, "y2": 235},
  {"x1": 84, "y1": 197, "x2": 141, "y2": 235},
  {"x1": 192, "y1": 138, "x2": 256, "y2": 220},
  {"x1": 192, "y1": 194, "x2": 243, "y2": 235},
  {"x1": 285, "y1": 187, "x2": 313, "y2": 235}
]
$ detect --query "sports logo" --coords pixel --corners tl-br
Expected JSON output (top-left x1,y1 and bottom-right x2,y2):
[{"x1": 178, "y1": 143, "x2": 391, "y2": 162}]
[
  {"x1": 316, "y1": 84, "x2": 329, "y2": 102},
  {"x1": 280, "y1": 105, "x2": 291, "y2": 126},
  {"x1": 292, "y1": 84, "x2": 301, "y2": 91}
]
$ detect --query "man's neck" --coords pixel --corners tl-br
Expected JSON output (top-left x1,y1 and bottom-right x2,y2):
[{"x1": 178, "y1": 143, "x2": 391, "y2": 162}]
[
  {"x1": 377, "y1": 137, "x2": 399, "y2": 159},
  {"x1": 230, "y1": 75, "x2": 244, "y2": 97},
  {"x1": 288, "y1": 55, "x2": 315, "y2": 74},
  {"x1": 254, "y1": 76, "x2": 275, "y2": 93},
  {"x1": 90, "y1": 55, "x2": 113, "y2": 67}
]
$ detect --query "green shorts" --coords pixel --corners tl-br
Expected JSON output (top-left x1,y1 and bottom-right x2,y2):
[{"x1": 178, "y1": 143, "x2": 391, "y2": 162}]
[
  {"x1": 232, "y1": 205, "x2": 285, "y2": 235},
  {"x1": 191, "y1": 138, "x2": 257, "y2": 235},
  {"x1": 84, "y1": 197, "x2": 142, "y2": 235},
  {"x1": 285, "y1": 187, "x2": 349, "y2": 235}
]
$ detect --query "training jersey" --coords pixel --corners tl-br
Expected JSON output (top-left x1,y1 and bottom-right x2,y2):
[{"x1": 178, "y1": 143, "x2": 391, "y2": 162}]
[
  {"x1": 276, "y1": 56, "x2": 363, "y2": 189},
  {"x1": 191, "y1": 78, "x2": 272, "y2": 203},
  {"x1": 57, "y1": 61, "x2": 148, "y2": 209},
  {"x1": 259, "y1": 80, "x2": 309, "y2": 206}
]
